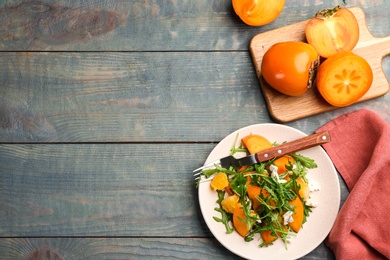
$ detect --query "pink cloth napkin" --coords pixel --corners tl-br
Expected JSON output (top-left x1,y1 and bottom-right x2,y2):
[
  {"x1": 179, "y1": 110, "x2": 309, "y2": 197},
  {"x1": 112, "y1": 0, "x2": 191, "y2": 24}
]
[{"x1": 316, "y1": 109, "x2": 390, "y2": 260}]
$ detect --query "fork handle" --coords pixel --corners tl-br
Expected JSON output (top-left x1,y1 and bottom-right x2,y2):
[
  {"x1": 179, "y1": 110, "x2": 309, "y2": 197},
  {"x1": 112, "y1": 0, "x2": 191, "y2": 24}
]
[{"x1": 255, "y1": 131, "x2": 331, "y2": 163}]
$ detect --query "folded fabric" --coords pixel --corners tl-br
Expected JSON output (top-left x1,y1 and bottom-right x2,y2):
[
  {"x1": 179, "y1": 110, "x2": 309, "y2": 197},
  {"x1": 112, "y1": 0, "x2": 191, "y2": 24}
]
[{"x1": 316, "y1": 109, "x2": 390, "y2": 260}]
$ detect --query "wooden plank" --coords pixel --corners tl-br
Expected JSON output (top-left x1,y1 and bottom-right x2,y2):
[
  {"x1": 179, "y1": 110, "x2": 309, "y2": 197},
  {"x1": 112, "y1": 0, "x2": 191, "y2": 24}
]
[
  {"x1": 250, "y1": 7, "x2": 390, "y2": 123},
  {"x1": 0, "y1": 143, "x2": 349, "y2": 237},
  {"x1": 1, "y1": 51, "x2": 389, "y2": 143},
  {"x1": 0, "y1": 143, "x2": 213, "y2": 237},
  {"x1": 0, "y1": 237, "x2": 335, "y2": 259},
  {"x1": 0, "y1": 52, "x2": 272, "y2": 143},
  {"x1": 0, "y1": 1, "x2": 388, "y2": 51},
  {"x1": 0, "y1": 143, "x2": 349, "y2": 236}
]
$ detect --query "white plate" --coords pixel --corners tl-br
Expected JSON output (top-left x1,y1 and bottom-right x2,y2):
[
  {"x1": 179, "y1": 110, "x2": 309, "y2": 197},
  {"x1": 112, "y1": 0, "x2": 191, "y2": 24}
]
[{"x1": 198, "y1": 123, "x2": 340, "y2": 260}]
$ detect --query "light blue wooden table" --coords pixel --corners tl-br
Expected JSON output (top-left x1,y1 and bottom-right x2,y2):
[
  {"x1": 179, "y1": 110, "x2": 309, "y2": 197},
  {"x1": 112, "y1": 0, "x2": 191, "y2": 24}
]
[{"x1": 0, "y1": 1, "x2": 389, "y2": 259}]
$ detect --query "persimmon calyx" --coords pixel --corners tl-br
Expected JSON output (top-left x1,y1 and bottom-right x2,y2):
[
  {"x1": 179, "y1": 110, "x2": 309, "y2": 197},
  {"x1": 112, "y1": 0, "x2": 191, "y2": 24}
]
[
  {"x1": 315, "y1": 5, "x2": 341, "y2": 19},
  {"x1": 307, "y1": 57, "x2": 320, "y2": 88}
]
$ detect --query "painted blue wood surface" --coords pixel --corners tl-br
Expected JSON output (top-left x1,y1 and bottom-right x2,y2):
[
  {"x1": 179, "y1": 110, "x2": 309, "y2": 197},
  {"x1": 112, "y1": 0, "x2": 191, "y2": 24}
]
[{"x1": 0, "y1": 0, "x2": 389, "y2": 258}]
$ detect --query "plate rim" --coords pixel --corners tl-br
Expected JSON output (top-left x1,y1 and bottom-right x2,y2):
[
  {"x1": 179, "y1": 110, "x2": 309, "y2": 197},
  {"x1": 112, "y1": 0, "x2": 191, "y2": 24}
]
[{"x1": 198, "y1": 123, "x2": 340, "y2": 260}]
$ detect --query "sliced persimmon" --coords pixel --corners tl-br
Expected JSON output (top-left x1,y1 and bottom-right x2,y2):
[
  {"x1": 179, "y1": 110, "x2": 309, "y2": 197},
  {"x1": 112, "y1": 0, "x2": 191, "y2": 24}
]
[
  {"x1": 297, "y1": 177, "x2": 310, "y2": 201},
  {"x1": 247, "y1": 185, "x2": 262, "y2": 211},
  {"x1": 233, "y1": 203, "x2": 253, "y2": 237},
  {"x1": 306, "y1": 6, "x2": 359, "y2": 58},
  {"x1": 210, "y1": 173, "x2": 229, "y2": 191},
  {"x1": 288, "y1": 196, "x2": 304, "y2": 232},
  {"x1": 241, "y1": 134, "x2": 273, "y2": 154},
  {"x1": 273, "y1": 155, "x2": 294, "y2": 174},
  {"x1": 261, "y1": 229, "x2": 278, "y2": 244},
  {"x1": 221, "y1": 194, "x2": 240, "y2": 214},
  {"x1": 247, "y1": 185, "x2": 275, "y2": 211},
  {"x1": 316, "y1": 51, "x2": 373, "y2": 107}
]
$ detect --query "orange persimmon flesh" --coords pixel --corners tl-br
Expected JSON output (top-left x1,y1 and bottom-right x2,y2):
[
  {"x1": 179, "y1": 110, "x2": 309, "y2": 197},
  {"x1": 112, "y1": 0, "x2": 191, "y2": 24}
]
[
  {"x1": 242, "y1": 134, "x2": 273, "y2": 154},
  {"x1": 273, "y1": 155, "x2": 295, "y2": 174},
  {"x1": 247, "y1": 185, "x2": 262, "y2": 211},
  {"x1": 247, "y1": 185, "x2": 275, "y2": 211},
  {"x1": 306, "y1": 6, "x2": 359, "y2": 58},
  {"x1": 210, "y1": 173, "x2": 229, "y2": 191},
  {"x1": 261, "y1": 229, "x2": 278, "y2": 244},
  {"x1": 260, "y1": 217, "x2": 287, "y2": 244},
  {"x1": 233, "y1": 203, "x2": 254, "y2": 237},
  {"x1": 297, "y1": 177, "x2": 310, "y2": 201},
  {"x1": 221, "y1": 194, "x2": 240, "y2": 214},
  {"x1": 288, "y1": 196, "x2": 304, "y2": 232},
  {"x1": 316, "y1": 51, "x2": 373, "y2": 107}
]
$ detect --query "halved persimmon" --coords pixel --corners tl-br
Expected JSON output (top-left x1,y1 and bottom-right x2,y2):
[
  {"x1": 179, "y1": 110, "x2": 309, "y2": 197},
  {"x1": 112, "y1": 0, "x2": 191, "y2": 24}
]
[
  {"x1": 306, "y1": 6, "x2": 359, "y2": 58},
  {"x1": 232, "y1": 0, "x2": 285, "y2": 26},
  {"x1": 316, "y1": 51, "x2": 373, "y2": 107}
]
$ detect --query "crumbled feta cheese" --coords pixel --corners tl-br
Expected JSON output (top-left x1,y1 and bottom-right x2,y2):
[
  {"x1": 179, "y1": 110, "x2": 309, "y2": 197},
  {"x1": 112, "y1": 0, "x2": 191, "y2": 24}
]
[
  {"x1": 305, "y1": 199, "x2": 319, "y2": 208},
  {"x1": 283, "y1": 211, "x2": 294, "y2": 225},
  {"x1": 269, "y1": 164, "x2": 278, "y2": 173},
  {"x1": 285, "y1": 234, "x2": 294, "y2": 243},
  {"x1": 271, "y1": 170, "x2": 278, "y2": 179},
  {"x1": 308, "y1": 180, "x2": 321, "y2": 192},
  {"x1": 270, "y1": 164, "x2": 287, "y2": 183}
]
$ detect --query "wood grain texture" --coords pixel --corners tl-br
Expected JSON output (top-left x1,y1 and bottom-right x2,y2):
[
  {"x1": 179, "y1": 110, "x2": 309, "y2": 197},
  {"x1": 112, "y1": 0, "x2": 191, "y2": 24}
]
[
  {"x1": 0, "y1": 143, "x2": 349, "y2": 236},
  {"x1": 0, "y1": 52, "x2": 272, "y2": 142},
  {"x1": 250, "y1": 7, "x2": 390, "y2": 123},
  {"x1": 0, "y1": 1, "x2": 389, "y2": 51},
  {"x1": 1, "y1": 1, "x2": 389, "y2": 259},
  {"x1": 1, "y1": 51, "x2": 388, "y2": 143},
  {"x1": 0, "y1": 143, "x2": 213, "y2": 237},
  {"x1": 0, "y1": 141, "x2": 347, "y2": 259},
  {"x1": 0, "y1": 237, "x2": 336, "y2": 259}
]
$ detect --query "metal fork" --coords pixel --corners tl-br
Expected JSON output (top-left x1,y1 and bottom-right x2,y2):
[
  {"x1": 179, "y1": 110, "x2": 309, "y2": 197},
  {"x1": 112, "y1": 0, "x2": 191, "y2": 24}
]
[{"x1": 193, "y1": 131, "x2": 330, "y2": 181}]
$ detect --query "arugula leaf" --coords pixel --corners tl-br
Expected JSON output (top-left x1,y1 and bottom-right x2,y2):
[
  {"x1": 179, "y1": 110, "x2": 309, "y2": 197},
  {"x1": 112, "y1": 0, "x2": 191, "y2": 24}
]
[
  {"x1": 201, "y1": 164, "x2": 237, "y2": 179},
  {"x1": 201, "y1": 135, "x2": 318, "y2": 249},
  {"x1": 214, "y1": 190, "x2": 234, "y2": 234},
  {"x1": 230, "y1": 172, "x2": 247, "y2": 198},
  {"x1": 230, "y1": 133, "x2": 248, "y2": 155},
  {"x1": 291, "y1": 153, "x2": 318, "y2": 169}
]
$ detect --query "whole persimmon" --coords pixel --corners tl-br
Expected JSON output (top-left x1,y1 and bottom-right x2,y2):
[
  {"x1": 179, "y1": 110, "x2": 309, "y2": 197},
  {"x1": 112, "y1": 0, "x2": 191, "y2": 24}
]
[
  {"x1": 306, "y1": 6, "x2": 359, "y2": 58},
  {"x1": 232, "y1": 0, "x2": 285, "y2": 26},
  {"x1": 261, "y1": 41, "x2": 320, "y2": 96}
]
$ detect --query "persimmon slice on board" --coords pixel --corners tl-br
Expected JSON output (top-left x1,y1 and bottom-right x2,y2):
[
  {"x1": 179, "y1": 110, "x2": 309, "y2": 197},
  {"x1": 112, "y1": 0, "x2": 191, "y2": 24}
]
[
  {"x1": 306, "y1": 6, "x2": 359, "y2": 58},
  {"x1": 316, "y1": 52, "x2": 373, "y2": 107}
]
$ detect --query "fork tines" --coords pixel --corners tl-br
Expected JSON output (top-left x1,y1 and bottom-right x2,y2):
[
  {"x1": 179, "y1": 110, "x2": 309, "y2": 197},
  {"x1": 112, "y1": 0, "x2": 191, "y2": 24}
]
[{"x1": 193, "y1": 159, "x2": 221, "y2": 177}]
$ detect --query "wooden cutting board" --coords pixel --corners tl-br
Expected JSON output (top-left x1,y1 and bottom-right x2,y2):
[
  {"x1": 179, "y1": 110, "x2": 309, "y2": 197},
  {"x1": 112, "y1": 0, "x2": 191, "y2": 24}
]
[{"x1": 250, "y1": 7, "x2": 390, "y2": 123}]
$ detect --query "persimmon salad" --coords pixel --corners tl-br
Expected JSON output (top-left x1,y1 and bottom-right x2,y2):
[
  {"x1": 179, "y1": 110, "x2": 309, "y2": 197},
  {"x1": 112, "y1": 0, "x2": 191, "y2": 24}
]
[{"x1": 198, "y1": 133, "x2": 320, "y2": 248}]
